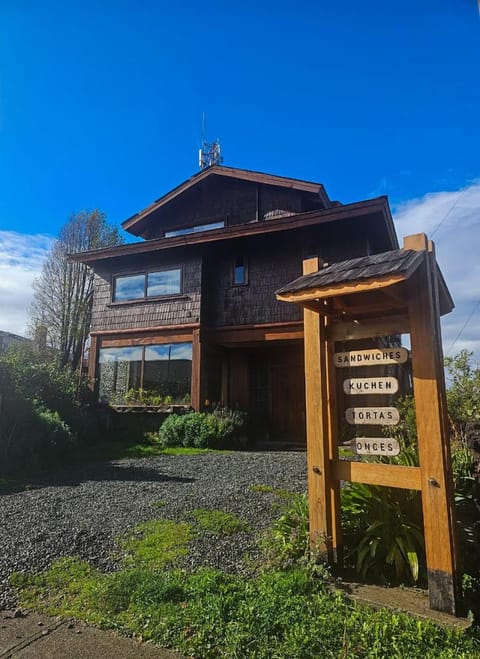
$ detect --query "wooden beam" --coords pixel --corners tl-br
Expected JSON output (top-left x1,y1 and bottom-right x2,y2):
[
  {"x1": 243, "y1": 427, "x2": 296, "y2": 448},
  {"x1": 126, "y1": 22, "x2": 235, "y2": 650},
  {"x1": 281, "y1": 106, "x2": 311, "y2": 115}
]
[
  {"x1": 404, "y1": 233, "x2": 459, "y2": 615},
  {"x1": 210, "y1": 324, "x2": 304, "y2": 345},
  {"x1": 328, "y1": 314, "x2": 410, "y2": 341},
  {"x1": 100, "y1": 332, "x2": 194, "y2": 348},
  {"x1": 91, "y1": 323, "x2": 199, "y2": 337},
  {"x1": 332, "y1": 460, "x2": 421, "y2": 490},
  {"x1": 333, "y1": 298, "x2": 407, "y2": 318},
  {"x1": 325, "y1": 338, "x2": 343, "y2": 563},
  {"x1": 277, "y1": 274, "x2": 406, "y2": 304}
]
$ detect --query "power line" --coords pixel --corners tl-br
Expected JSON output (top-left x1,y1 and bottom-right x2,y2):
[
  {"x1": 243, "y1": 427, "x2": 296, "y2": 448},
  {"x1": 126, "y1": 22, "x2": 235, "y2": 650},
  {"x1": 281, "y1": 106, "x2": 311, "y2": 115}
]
[
  {"x1": 431, "y1": 185, "x2": 470, "y2": 238},
  {"x1": 446, "y1": 298, "x2": 480, "y2": 355}
]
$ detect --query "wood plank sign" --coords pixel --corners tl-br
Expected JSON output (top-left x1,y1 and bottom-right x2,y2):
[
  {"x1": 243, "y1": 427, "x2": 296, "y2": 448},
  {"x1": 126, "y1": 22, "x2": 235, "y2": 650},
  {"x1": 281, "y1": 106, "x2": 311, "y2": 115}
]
[
  {"x1": 343, "y1": 377, "x2": 398, "y2": 395},
  {"x1": 334, "y1": 347, "x2": 408, "y2": 367},
  {"x1": 345, "y1": 407, "x2": 400, "y2": 425},
  {"x1": 353, "y1": 437, "x2": 400, "y2": 456}
]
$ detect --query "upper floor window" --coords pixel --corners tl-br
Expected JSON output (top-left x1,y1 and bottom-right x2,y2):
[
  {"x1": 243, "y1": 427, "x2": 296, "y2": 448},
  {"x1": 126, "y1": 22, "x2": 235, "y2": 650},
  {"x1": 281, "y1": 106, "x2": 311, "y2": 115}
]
[
  {"x1": 113, "y1": 268, "x2": 181, "y2": 302},
  {"x1": 233, "y1": 256, "x2": 248, "y2": 285},
  {"x1": 165, "y1": 220, "x2": 224, "y2": 238}
]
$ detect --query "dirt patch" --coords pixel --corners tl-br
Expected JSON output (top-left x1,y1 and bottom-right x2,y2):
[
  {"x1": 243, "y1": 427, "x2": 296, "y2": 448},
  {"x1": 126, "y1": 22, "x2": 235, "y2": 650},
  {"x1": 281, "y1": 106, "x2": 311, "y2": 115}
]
[{"x1": 337, "y1": 581, "x2": 471, "y2": 630}]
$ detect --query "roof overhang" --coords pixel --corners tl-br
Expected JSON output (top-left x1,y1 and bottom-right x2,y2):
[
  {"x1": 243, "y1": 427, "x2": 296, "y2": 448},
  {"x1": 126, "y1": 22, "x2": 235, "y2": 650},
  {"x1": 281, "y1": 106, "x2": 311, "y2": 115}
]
[{"x1": 70, "y1": 196, "x2": 397, "y2": 266}]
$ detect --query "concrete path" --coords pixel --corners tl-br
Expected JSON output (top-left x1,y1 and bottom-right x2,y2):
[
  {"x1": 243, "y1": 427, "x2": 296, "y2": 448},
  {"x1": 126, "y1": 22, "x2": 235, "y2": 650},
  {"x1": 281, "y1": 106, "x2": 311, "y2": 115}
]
[{"x1": 0, "y1": 610, "x2": 184, "y2": 659}]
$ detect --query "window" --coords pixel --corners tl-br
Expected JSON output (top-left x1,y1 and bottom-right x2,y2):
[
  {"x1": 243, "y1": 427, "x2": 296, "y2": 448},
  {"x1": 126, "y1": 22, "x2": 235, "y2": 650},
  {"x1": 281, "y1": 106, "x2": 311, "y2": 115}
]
[
  {"x1": 98, "y1": 342, "x2": 192, "y2": 404},
  {"x1": 165, "y1": 220, "x2": 224, "y2": 238},
  {"x1": 113, "y1": 268, "x2": 181, "y2": 302},
  {"x1": 147, "y1": 269, "x2": 181, "y2": 297},
  {"x1": 233, "y1": 256, "x2": 247, "y2": 285},
  {"x1": 114, "y1": 274, "x2": 145, "y2": 302}
]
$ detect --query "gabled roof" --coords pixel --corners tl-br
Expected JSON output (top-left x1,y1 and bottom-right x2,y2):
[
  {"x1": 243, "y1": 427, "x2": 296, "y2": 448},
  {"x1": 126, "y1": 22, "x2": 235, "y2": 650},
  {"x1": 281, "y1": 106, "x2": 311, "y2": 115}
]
[{"x1": 122, "y1": 165, "x2": 332, "y2": 235}]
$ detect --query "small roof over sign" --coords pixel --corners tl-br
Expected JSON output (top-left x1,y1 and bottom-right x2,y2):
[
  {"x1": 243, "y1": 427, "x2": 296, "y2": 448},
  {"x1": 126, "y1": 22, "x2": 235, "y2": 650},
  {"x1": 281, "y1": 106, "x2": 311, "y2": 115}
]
[{"x1": 276, "y1": 247, "x2": 454, "y2": 316}]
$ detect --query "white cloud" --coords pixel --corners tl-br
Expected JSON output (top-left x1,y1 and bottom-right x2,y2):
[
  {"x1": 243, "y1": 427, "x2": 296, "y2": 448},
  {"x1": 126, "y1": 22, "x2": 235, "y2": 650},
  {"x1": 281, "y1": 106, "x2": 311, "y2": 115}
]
[
  {"x1": 393, "y1": 181, "x2": 480, "y2": 360},
  {"x1": 0, "y1": 231, "x2": 53, "y2": 336}
]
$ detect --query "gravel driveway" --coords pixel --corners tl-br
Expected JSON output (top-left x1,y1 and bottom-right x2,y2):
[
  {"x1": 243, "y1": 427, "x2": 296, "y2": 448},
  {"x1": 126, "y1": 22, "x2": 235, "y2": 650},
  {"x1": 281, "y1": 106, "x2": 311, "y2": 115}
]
[{"x1": 0, "y1": 451, "x2": 307, "y2": 609}]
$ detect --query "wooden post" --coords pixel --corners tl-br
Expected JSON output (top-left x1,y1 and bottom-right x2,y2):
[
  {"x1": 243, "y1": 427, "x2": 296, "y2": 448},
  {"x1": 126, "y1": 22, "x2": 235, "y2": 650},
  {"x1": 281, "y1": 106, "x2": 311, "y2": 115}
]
[
  {"x1": 404, "y1": 233, "x2": 459, "y2": 614},
  {"x1": 302, "y1": 257, "x2": 337, "y2": 561},
  {"x1": 88, "y1": 335, "x2": 99, "y2": 394},
  {"x1": 191, "y1": 328, "x2": 202, "y2": 411}
]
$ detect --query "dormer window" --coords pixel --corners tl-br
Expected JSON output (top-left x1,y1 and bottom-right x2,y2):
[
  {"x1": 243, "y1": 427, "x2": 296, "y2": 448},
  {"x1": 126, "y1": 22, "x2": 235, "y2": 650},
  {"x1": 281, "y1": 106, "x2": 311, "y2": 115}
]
[
  {"x1": 113, "y1": 268, "x2": 181, "y2": 302},
  {"x1": 165, "y1": 220, "x2": 224, "y2": 238}
]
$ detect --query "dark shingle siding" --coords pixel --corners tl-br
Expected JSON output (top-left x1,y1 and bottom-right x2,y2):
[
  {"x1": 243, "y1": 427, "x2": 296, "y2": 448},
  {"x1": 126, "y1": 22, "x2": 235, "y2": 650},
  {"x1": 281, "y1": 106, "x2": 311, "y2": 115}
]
[{"x1": 90, "y1": 255, "x2": 202, "y2": 332}]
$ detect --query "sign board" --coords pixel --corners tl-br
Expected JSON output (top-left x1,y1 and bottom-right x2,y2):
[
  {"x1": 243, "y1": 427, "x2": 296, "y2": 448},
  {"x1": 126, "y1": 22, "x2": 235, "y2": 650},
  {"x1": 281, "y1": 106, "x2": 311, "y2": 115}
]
[
  {"x1": 345, "y1": 407, "x2": 400, "y2": 425},
  {"x1": 343, "y1": 376, "x2": 398, "y2": 395},
  {"x1": 334, "y1": 347, "x2": 409, "y2": 367},
  {"x1": 352, "y1": 437, "x2": 400, "y2": 456}
]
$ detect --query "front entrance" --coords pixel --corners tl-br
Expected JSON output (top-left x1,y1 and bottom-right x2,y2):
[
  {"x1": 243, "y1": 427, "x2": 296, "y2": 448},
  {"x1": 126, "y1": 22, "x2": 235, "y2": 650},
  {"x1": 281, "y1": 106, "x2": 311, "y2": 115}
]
[{"x1": 220, "y1": 344, "x2": 305, "y2": 443}]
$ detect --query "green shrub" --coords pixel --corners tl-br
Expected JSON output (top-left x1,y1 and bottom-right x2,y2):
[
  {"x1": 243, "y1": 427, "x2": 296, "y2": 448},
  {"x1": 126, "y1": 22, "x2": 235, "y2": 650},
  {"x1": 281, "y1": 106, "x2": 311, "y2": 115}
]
[
  {"x1": 0, "y1": 344, "x2": 97, "y2": 471},
  {"x1": 32, "y1": 401, "x2": 75, "y2": 457},
  {"x1": 157, "y1": 408, "x2": 246, "y2": 449}
]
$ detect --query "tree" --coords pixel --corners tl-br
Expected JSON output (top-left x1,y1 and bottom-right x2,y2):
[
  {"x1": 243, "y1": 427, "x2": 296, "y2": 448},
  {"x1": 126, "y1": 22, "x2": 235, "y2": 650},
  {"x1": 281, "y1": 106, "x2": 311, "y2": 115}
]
[{"x1": 29, "y1": 210, "x2": 124, "y2": 369}]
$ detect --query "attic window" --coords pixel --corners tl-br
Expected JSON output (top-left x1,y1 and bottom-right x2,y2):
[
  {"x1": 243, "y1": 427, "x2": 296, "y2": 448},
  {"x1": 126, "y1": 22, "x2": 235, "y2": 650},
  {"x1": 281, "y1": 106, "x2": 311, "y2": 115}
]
[
  {"x1": 263, "y1": 209, "x2": 294, "y2": 220},
  {"x1": 165, "y1": 220, "x2": 224, "y2": 238}
]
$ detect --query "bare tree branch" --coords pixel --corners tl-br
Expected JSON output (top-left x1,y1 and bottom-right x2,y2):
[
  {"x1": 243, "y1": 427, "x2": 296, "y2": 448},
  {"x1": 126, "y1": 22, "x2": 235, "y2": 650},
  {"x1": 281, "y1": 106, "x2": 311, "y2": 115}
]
[{"x1": 29, "y1": 210, "x2": 123, "y2": 369}]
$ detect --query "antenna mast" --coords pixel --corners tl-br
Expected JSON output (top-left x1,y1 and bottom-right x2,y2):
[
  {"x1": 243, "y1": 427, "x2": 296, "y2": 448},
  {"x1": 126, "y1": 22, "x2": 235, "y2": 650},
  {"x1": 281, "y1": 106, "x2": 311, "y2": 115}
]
[{"x1": 198, "y1": 113, "x2": 223, "y2": 170}]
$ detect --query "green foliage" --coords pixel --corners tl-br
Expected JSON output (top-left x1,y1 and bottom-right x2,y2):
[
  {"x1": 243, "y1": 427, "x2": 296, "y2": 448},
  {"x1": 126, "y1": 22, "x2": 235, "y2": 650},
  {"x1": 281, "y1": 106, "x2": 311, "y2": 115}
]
[
  {"x1": 386, "y1": 395, "x2": 419, "y2": 466},
  {"x1": 259, "y1": 493, "x2": 328, "y2": 573},
  {"x1": 191, "y1": 509, "x2": 250, "y2": 536},
  {"x1": 0, "y1": 344, "x2": 100, "y2": 471},
  {"x1": 341, "y1": 396, "x2": 425, "y2": 585},
  {"x1": 445, "y1": 350, "x2": 480, "y2": 426},
  {"x1": 11, "y1": 559, "x2": 480, "y2": 658},
  {"x1": 123, "y1": 388, "x2": 165, "y2": 406},
  {"x1": 157, "y1": 408, "x2": 247, "y2": 449},
  {"x1": 341, "y1": 483, "x2": 424, "y2": 584}
]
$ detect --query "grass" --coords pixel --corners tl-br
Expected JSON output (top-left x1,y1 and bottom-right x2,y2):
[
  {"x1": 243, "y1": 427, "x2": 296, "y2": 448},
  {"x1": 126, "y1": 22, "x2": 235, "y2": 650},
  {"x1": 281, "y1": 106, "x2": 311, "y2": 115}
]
[
  {"x1": 190, "y1": 508, "x2": 251, "y2": 535},
  {"x1": 8, "y1": 488, "x2": 480, "y2": 657},
  {"x1": 11, "y1": 561, "x2": 479, "y2": 658}
]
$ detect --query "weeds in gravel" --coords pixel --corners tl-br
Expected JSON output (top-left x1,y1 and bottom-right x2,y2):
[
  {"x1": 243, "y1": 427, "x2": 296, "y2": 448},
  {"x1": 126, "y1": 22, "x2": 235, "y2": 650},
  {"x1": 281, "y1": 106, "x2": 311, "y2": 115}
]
[
  {"x1": 11, "y1": 561, "x2": 479, "y2": 658},
  {"x1": 73, "y1": 440, "x2": 225, "y2": 462},
  {"x1": 191, "y1": 509, "x2": 251, "y2": 536},
  {"x1": 119, "y1": 519, "x2": 191, "y2": 571},
  {"x1": 249, "y1": 484, "x2": 297, "y2": 500}
]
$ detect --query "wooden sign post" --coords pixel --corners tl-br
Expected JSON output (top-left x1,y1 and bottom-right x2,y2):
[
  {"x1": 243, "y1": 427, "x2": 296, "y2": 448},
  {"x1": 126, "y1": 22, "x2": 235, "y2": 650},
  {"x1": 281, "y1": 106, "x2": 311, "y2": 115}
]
[{"x1": 276, "y1": 233, "x2": 460, "y2": 615}]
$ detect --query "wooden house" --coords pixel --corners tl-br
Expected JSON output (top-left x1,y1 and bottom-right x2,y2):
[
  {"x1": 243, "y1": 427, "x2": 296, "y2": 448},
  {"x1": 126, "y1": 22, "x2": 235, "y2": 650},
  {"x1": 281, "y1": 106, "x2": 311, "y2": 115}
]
[{"x1": 73, "y1": 166, "x2": 398, "y2": 442}]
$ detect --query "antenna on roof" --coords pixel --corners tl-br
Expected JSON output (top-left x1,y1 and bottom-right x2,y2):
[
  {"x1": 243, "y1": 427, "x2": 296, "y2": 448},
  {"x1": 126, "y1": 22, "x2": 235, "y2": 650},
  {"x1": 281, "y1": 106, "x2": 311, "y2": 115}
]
[{"x1": 198, "y1": 112, "x2": 223, "y2": 170}]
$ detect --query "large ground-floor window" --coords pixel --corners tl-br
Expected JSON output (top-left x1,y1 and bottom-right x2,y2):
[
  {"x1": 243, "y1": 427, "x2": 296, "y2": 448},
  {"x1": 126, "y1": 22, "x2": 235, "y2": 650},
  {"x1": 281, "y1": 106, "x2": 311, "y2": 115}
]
[{"x1": 98, "y1": 342, "x2": 192, "y2": 405}]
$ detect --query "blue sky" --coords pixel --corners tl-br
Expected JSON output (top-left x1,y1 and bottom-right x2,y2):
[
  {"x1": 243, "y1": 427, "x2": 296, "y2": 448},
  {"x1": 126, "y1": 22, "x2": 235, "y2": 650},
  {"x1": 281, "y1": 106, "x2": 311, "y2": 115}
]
[{"x1": 0, "y1": 1, "x2": 479, "y2": 356}]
